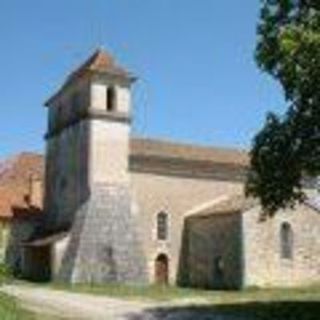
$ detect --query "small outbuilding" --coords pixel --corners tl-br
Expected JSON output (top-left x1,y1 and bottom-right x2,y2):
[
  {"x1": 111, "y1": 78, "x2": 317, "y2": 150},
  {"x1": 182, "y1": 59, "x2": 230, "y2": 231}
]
[{"x1": 179, "y1": 195, "x2": 320, "y2": 289}]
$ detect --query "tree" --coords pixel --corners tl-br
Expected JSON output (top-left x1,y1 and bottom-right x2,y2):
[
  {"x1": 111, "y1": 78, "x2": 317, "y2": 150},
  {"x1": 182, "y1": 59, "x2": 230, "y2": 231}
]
[{"x1": 246, "y1": 0, "x2": 320, "y2": 214}]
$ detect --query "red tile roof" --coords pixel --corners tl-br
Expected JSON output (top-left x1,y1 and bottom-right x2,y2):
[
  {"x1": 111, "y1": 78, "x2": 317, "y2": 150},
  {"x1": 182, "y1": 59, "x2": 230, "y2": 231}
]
[
  {"x1": 0, "y1": 153, "x2": 44, "y2": 219},
  {"x1": 45, "y1": 48, "x2": 134, "y2": 107},
  {"x1": 72, "y1": 48, "x2": 132, "y2": 78}
]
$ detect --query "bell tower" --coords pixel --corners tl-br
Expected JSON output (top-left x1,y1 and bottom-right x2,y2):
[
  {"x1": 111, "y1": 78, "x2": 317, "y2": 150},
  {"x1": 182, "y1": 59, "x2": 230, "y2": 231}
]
[
  {"x1": 44, "y1": 49, "x2": 146, "y2": 284},
  {"x1": 87, "y1": 49, "x2": 133, "y2": 186}
]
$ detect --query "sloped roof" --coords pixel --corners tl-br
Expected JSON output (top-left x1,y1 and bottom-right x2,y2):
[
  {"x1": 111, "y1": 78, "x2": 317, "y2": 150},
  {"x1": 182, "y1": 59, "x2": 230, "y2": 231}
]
[
  {"x1": 0, "y1": 153, "x2": 44, "y2": 219},
  {"x1": 66, "y1": 48, "x2": 133, "y2": 83},
  {"x1": 187, "y1": 194, "x2": 258, "y2": 218},
  {"x1": 0, "y1": 138, "x2": 247, "y2": 219},
  {"x1": 131, "y1": 138, "x2": 249, "y2": 167},
  {"x1": 24, "y1": 231, "x2": 68, "y2": 247},
  {"x1": 45, "y1": 48, "x2": 134, "y2": 107}
]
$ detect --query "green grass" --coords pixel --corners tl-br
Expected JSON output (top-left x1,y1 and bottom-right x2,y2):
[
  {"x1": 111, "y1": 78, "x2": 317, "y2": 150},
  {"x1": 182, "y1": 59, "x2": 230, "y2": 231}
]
[
  {"x1": 52, "y1": 283, "x2": 206, "y2": 301},
  {"x1": 0, "y1": 292, "x2": 35, "y2": 320},
  {"x1": 0, "y1": 288, "x2": 63, "y2": 320},
  {"x1": 19, "y1": 280, "x2": 207, "y2": 301},
  {"x1": 16, "y1": 281, "x2": 320, "y2": 319},
  {"x1": 46, "y1": 282, "x2": 320, "y2": 303},
  {"x1": 25, "y1": 281, "x2": 320, "y2": 306}
]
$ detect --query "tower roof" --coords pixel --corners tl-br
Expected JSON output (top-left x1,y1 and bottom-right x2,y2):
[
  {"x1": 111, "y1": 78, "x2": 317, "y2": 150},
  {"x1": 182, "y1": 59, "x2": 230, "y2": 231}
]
[
  {"x1": 67, "y1": 48, "x2": 133, "y2": 82},
  {"x1": 45, "y1": 48, "x2": 134, "y2": 107}
]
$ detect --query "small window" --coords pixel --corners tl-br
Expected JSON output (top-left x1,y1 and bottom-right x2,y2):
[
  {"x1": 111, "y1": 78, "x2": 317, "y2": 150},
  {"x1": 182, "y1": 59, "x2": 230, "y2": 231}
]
[
  {"x1": 106, "y1": 86, "x2": 116, "y2": 111},
  {"x1": 280, "y1": 222, "x2": 294, "y2": 260},
  {"x1": 157, "y1": 212, "x2": 168, "y2": 241}
]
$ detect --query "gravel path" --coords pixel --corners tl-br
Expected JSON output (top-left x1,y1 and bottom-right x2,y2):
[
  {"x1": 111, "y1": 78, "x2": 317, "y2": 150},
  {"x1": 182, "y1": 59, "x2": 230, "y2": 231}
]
[{"x1": 1, "y1": 285, "x2": 241, "y2": 320}]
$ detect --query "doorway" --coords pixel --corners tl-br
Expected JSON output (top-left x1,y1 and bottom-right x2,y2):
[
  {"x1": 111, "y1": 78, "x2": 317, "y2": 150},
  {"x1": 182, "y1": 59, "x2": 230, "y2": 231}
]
[
  {"x1": 23, "y1": 245, "x2": 51, "y2": 282},
  {"x1": 155, "y1": 253, "x2": 169, "y2": 285}
]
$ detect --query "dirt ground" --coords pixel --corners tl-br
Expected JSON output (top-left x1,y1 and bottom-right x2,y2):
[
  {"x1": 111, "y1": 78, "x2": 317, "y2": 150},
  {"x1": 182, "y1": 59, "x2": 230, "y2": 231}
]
[{"x1": 1, "y1": 285, "x2": 241, "y2": 320}]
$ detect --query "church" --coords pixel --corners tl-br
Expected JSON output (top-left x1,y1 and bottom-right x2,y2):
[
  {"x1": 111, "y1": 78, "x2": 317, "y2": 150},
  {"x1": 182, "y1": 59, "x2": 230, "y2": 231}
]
[{"x1": 7, "y1": 49, "x2": 320, "y2": 289}]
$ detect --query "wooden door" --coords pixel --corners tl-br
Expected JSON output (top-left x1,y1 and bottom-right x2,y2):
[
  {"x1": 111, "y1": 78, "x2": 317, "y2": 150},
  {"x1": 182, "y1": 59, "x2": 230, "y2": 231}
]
[{"x1": 155, "y1": 254, "x2": 169, "y2": 285}]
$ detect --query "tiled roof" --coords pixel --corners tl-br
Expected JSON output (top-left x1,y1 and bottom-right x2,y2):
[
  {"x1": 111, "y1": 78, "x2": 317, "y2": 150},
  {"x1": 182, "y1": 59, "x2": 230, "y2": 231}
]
[
  {"x1": 0, "y1": 138, "x2": 248, "y2": 219},
  {"x1": 131, "y1": 138, "x2": 249, "y2": 167},
  {"x1": 0, "y1": 153, "x2": 44, "y2": 219},
  {"x1": 64, "y1": 48, "x2": 133, "y2": 85},
  {"x1": 45, "y1": 48, "x2": 134, "y2": 107}
]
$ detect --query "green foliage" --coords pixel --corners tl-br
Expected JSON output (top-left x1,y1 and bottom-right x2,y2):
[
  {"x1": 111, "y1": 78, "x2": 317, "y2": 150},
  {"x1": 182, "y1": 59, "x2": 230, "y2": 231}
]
[
  {"x1": 247, "y1": 0, "x2": 320, "y2": 214},
  {"x1": 0, "y1": 263, "x2": 13, "y2": 285},
  {"x1": 0, "y1": 293, "x2": 35, "y2": 320}
]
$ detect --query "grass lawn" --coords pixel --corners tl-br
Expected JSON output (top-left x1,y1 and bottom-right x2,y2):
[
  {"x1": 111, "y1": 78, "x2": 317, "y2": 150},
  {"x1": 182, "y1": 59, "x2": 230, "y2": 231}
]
[
  {"x1": 0, "y1": 289, "x2": 63, "y2": 320},
  {"x1": 18, "y1": 281, "x2": 320, "y2": 319},
  {"x1": 64, "y1": 284, "x2": 320, "y2": 319},
  {"x1": 0, "y1": 292, "x2": 35, "y2": 320},
  {"x1": 48, "y1": 282, "x2": 320, "y2": 303}
]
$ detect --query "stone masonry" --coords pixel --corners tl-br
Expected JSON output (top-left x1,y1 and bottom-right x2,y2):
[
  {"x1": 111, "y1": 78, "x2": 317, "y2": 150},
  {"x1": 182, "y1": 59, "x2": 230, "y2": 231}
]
[{"x1": 58, "y1": 183, "x2": 147, "y2": 284}]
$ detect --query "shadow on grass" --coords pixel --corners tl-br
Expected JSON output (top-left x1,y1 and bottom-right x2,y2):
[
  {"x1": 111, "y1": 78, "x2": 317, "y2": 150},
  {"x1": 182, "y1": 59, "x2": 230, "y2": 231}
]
[{"x1": 127, "y1": 301, "x2": 320, "y2": 320}]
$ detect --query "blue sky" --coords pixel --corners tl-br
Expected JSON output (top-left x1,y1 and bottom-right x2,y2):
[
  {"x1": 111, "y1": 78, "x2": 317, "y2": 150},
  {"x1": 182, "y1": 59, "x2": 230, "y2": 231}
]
[{"x1": 0, "y1": 0, "x2": 285, "y2": 159}]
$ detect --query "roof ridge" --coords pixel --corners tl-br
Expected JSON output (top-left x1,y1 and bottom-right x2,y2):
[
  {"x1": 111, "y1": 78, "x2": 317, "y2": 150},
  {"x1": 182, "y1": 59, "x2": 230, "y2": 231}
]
[{"x1": 68, "y1": 48, "x2": 115, "y2": 77}]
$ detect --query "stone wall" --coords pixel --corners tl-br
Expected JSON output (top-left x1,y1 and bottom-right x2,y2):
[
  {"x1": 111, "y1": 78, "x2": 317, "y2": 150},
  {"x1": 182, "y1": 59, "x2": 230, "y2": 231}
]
[
  {"x1": 242, "y1": 203, "x2": 320, "y2": 288},
  {"x1": 45, "y1": 76, "x2": 91, "y2": 231},
  {"x1": 178, "y1": 212, "x2": 243, "y2": 289},
  {"x1": 44, "y1": 119, "x2": 90, "y2": 230},
  {"x1": 44, "y1": 74, "x2": 131, "y2": 232},
  {"x1": 0, "y1": 222, "x2": 9, "y2": 263},
  {"x1": 89, "y1": 119, "x2": 130, "y2": 185},
  {"x1": 6, "y1": 219, "x2": 39, "y2": 276},
  {"x1": 57, "y1": 183, "x2": 147, "y2": 284},
  {"x1": 130, "y1": 171, "x2": 243, "y2": 285},
  {"x1": 52, "y1": 234, "x2": 70, "y2": 278}
]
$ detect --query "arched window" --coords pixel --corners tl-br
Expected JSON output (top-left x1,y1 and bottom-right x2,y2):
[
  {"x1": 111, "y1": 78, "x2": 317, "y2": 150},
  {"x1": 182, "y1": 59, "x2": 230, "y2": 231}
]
[
  {"x1": 106, "y1": 86, "x2": 116, "y2": 111},
  {"x1": 157, "y1": 212, "x2": 168, "y2": 241},
  {"x1": 280, "y1": 222, "x2": 294, "y2": 260}
]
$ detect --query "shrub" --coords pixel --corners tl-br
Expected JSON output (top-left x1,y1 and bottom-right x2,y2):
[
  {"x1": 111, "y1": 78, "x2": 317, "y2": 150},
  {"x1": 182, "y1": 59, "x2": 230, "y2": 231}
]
[{"x1": 0, "y1": 263, "x2": 12, "y2": 284}]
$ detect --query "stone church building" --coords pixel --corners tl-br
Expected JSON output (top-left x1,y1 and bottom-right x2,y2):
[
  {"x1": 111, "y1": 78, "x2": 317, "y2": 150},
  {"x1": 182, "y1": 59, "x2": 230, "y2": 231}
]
[{"x1": 9, "y1": 49, "x2": 320, "y2": 289}]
